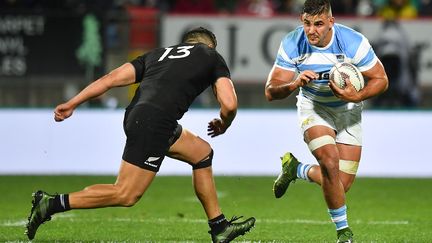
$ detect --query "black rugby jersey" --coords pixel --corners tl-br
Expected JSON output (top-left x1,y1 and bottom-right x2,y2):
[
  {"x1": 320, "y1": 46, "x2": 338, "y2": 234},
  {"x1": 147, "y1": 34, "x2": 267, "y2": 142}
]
[{"x1": 128, "y1": 43, "x2": 231, "y2": 120}]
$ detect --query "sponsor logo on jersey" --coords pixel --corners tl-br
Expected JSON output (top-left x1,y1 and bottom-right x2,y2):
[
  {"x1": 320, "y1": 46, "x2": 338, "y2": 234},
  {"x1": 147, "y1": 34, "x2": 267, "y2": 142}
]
[
  {"x1": 301, "y1": 116, "x2": 315, "y2": 129},
  {"x1": 297, "y1": 54, "x2": 308, "y2": 63},
  {"x1": 318, "y1": 72, "x2": 330, "y2": 80}
]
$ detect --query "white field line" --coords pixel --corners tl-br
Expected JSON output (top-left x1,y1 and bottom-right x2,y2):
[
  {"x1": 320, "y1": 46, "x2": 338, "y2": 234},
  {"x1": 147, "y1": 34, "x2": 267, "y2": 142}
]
[
  {"x1": 0, "y1": 213, "x2": 409, "y2": 227},
  {"x1": 0, "y1": 220, "x2": 28, "y2": 227},
  {"x1": 0, "y1": 213, "x2": 76, "y2": 227}
]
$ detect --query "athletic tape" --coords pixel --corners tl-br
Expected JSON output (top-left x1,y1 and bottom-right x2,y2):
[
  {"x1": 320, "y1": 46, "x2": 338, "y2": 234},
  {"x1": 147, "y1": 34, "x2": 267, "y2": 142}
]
[
  {"x1": 339, "y1": 160, "x2": 359, "y2": 174},
  {"x1": 308, "y1": 135, "x2": 336, "y2": 152},
  {"x1": 192, "y1": 149, "x2": 213, "y2": 170}
]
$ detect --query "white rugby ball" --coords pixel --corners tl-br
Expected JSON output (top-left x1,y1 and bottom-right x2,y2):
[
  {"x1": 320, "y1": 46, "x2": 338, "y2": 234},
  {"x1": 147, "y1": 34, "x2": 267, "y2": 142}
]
[{"x1": 329, "y1": 62, "x2": 364, "y2": 91}]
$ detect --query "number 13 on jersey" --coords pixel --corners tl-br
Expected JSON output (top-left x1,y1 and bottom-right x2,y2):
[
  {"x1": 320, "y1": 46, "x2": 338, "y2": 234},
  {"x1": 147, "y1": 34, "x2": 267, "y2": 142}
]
[{"x1": 158, "y1": 46, "x2": 194, "y2": 61}]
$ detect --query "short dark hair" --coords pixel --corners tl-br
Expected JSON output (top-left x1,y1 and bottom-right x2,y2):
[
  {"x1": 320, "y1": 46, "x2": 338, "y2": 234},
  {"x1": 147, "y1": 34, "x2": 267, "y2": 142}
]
[
  {"x1": 182, "y1": 27, "x2": 217, "y2": 48},
  {"x1": 303, "y1": 0, "x2": 332, "y2": 16}
]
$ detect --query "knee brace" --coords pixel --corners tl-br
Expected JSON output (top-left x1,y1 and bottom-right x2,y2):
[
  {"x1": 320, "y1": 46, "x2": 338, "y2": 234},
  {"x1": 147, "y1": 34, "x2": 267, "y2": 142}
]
[
  {"x1": 339, "y1": 160, "x2": 359, "y2": 175},
  {"x1": 308, "y1": 135, "x2": 336, "y2": 152},
  {"x1": 192, "y1": 149, "x2": 213, "y2": 170}
]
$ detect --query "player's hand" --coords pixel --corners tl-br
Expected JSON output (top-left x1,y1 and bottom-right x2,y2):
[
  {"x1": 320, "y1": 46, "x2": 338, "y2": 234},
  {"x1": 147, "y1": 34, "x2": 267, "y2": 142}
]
[
  {"x1": 329, "y1": 78, "x2": 361, "y2": 103},
  {"x1": 296, "y1": 70, "x2": 319, "y2": 87},
  {"x1": 54, "y1": 103, "x2": 74, "y2": 122},
  {"x1": 207, "y1": 118, "x2": 227, "y2": 138}
]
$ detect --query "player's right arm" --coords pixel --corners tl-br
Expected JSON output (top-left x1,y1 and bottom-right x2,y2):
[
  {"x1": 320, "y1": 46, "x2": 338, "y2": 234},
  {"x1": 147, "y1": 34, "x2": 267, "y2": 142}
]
[
  {"x1": 207, "y1": 77, "x2": 238, "y2": 138},
  {"x1": 54, "y1": 63, "x2": 136, "y2": 122},
  {"x1": 265, "y1": 66, "x2": 318, "y2": 101}
]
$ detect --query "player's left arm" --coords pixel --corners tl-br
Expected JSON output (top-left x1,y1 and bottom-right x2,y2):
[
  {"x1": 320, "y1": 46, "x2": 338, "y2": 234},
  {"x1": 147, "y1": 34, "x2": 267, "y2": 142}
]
[
  {"x1": 358, "y1": 59, "x2": 389, "y2": 100},
  {"x1": 330, "y1": 60, "x2": 388, "y2": 103},
  {"x1": 207, "y1": 77, "x2": 238, "y2": 137}
]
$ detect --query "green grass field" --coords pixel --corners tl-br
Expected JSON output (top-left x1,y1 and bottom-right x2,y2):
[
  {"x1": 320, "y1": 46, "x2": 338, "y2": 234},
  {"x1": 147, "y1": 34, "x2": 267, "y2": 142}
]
[{"x1": 1, "y1": 175, "x2": 431, "y2": 242}]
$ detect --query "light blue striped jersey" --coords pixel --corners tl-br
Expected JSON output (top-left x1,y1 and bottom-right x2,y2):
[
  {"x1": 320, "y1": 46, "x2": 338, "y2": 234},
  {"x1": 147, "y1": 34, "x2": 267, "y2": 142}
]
[{"x1": 274, "y1": 23, "x2": 378, "y2": 107}]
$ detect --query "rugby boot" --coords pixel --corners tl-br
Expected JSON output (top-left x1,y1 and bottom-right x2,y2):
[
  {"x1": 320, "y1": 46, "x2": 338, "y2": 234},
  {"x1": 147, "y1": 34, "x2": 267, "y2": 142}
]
[
  {"x1": 25, "y1": 190, "x2": 56, "y2": 240},
  {"x1": 337, "y1": 227, "x2": 354, "y2": 243},
  {"x1": 210, "y1": 216, "x2": 255, "y2": 243},
  {"x1": 273, "y1": 152, "x2": 300, "y2": 198}
]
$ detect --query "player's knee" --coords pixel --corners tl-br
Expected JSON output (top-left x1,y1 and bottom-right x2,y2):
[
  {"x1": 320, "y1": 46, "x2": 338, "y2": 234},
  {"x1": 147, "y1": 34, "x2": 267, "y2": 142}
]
[
  {"x1": 343, "y1": 183, "x2": 353, "y2": 192},
  {"x1": 340, "y1": 160, "x2": 358, "y2": 192},
  {"x1": 118, "y1": 192, "x2": 142, "y2": 207},
  {"x1": 309, "y1": 135, "x2": 338, "y2": 170},
  {"x1": 114, "y1": 186, "x2": 143, "y2": 207},
  {"x1": 191, "y1": 149, "x2": 213, "y2": 170},
  {"x1": 340, "y1": 175, "x2": 356, "y2": 192},
  {"x1": 319, "y1": 156, "x2": 340, "y2": 177}
]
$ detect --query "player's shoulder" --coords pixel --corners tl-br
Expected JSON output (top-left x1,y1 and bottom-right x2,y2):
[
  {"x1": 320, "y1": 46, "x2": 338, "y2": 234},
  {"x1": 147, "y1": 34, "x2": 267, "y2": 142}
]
[
  {"x1": 138, "y1": 46, "x2": 167, "y2": 61},
  {"x1": 333, "y1": 23, "x2": 367, "y2": 44},
  {"x1": 280, "y1": 26, "x2": 307, "y2": 57},
  {"x1": 196, "y1": 43, "x2": 220, "y2": 56},
  {"x1": 181, "y1": 42, "x2": 220, "y2": 58},
  {"x1": 191, "y1": 43, "x2": 226, "y2": 62},
  {"x1": 282, "y1": 26, "x2": 305, "y2": 44}
]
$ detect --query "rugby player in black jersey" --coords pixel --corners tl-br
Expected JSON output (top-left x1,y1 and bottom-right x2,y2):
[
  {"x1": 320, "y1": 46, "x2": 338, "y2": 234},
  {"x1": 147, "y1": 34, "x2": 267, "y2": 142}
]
[{"x1": 25, "y1": 27, "x2": 255, "y2": 242}]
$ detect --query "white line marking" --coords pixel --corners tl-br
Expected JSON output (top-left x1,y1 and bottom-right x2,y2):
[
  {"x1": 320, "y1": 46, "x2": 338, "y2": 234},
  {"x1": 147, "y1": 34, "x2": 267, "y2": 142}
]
[
  {"x1": 0, "y1": 220, "x2": 27, "y2": 227},
  {"x1": 0, "y1": 216, "x2": 409, "y2": 227}
]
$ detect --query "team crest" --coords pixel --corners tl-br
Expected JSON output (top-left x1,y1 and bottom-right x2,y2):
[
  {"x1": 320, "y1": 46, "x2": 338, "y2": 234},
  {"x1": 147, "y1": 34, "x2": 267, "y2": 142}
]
[{"x1": 336, "y1": 54, "x2": 345, "y2": 63}]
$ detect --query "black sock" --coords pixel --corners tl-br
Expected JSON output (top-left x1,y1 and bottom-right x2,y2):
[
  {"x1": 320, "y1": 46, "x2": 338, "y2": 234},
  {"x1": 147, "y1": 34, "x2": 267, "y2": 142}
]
[
  {"x1": 208, "y1": 214, "x2": 229, "y2": 234},
  {"x1": 52, "y1": 194, "x2": 71, "y2": 213}
]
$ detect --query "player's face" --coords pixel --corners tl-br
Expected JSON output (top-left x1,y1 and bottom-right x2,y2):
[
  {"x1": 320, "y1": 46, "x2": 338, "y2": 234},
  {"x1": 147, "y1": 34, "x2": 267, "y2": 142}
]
[{"x1": 301, "y1": 13, "x2": 334, "y2": 47}]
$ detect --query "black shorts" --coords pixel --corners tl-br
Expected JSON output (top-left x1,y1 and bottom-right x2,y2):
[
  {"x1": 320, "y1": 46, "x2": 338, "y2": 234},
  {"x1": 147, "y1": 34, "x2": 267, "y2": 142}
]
[{"x1": 122, "y1": 105, "x2": 182, "y2": 172}]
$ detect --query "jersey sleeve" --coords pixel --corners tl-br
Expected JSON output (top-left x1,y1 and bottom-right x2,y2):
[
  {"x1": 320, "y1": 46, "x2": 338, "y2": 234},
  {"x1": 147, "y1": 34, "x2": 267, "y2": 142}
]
[
  {"x1": 274, "y1": 34, "x2": 298, "y2": 72},
  {"x1": 337, "y1": 25, "x2": 378, "y2": 72},
  {"x1": 213, "y1": 52, "x2": 231, "y2": 83},
  {"x1": 353, "y1": 36, "x2": 378, "y2": 72},
  {"x1": 130, "y1": 53, "x2": 148, "y2": 83}
]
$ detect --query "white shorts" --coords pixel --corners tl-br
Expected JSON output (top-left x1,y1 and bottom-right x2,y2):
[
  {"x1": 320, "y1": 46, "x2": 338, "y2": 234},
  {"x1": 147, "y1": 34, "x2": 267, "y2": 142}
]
[{"x1": 296, "y1": 95, "x2": 363, "y2": 146}]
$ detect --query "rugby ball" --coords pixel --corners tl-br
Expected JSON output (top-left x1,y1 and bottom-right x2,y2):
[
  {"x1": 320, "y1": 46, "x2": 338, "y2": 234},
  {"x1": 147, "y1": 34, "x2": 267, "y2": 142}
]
[{"x1": 329, "y1": 62, "x2": 364, "y2": 91}]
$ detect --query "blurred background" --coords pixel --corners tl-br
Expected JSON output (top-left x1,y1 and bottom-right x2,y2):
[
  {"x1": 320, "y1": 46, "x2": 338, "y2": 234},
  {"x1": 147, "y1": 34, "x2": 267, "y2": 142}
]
[
  {"x1": 1, "y1": 3, "x2": 431, "y2": 241},
  {"x1": 1, "y1": 0, "x2": 432, "y2": 109},
  {"x1": 1, "y1": 0, "x2": 432, "y2": 176}
]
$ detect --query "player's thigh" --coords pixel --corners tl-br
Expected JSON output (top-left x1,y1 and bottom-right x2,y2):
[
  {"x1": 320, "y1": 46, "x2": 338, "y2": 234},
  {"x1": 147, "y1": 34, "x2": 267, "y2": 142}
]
[
  {"x1": 304, "y1": 126, "x2": 341, "y2": 173},
  {"x1": 167, "y1": 128, "x2": 212, "y2": 163},
  {"x1": 297, "y1": 96, "x2": 337, "y2": 137},
  {"x1": 337, "y1": 143, "x2": 361, "y2": 161},
  {"x1": 303, "y1": 125, "x2": 336, "y2": 143},
  {"x1": 115, "y1": 160, "x2": 157, "y2": 196}
]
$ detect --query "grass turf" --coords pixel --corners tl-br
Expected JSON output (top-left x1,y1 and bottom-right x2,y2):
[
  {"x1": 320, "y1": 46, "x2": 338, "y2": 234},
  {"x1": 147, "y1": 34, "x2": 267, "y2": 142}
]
[{"x1": 0, "y1": 175, "x2": 431, "y2": 242}]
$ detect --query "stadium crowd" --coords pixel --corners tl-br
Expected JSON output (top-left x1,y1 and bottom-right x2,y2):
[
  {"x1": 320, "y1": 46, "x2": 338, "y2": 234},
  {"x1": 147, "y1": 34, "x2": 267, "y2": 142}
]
[
  {"x1": 1, "y1": 0, "x2": 432, "y2": 17},
  {"x1": 1, "y1": 0, "x2": 430, "y2": 108}
]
